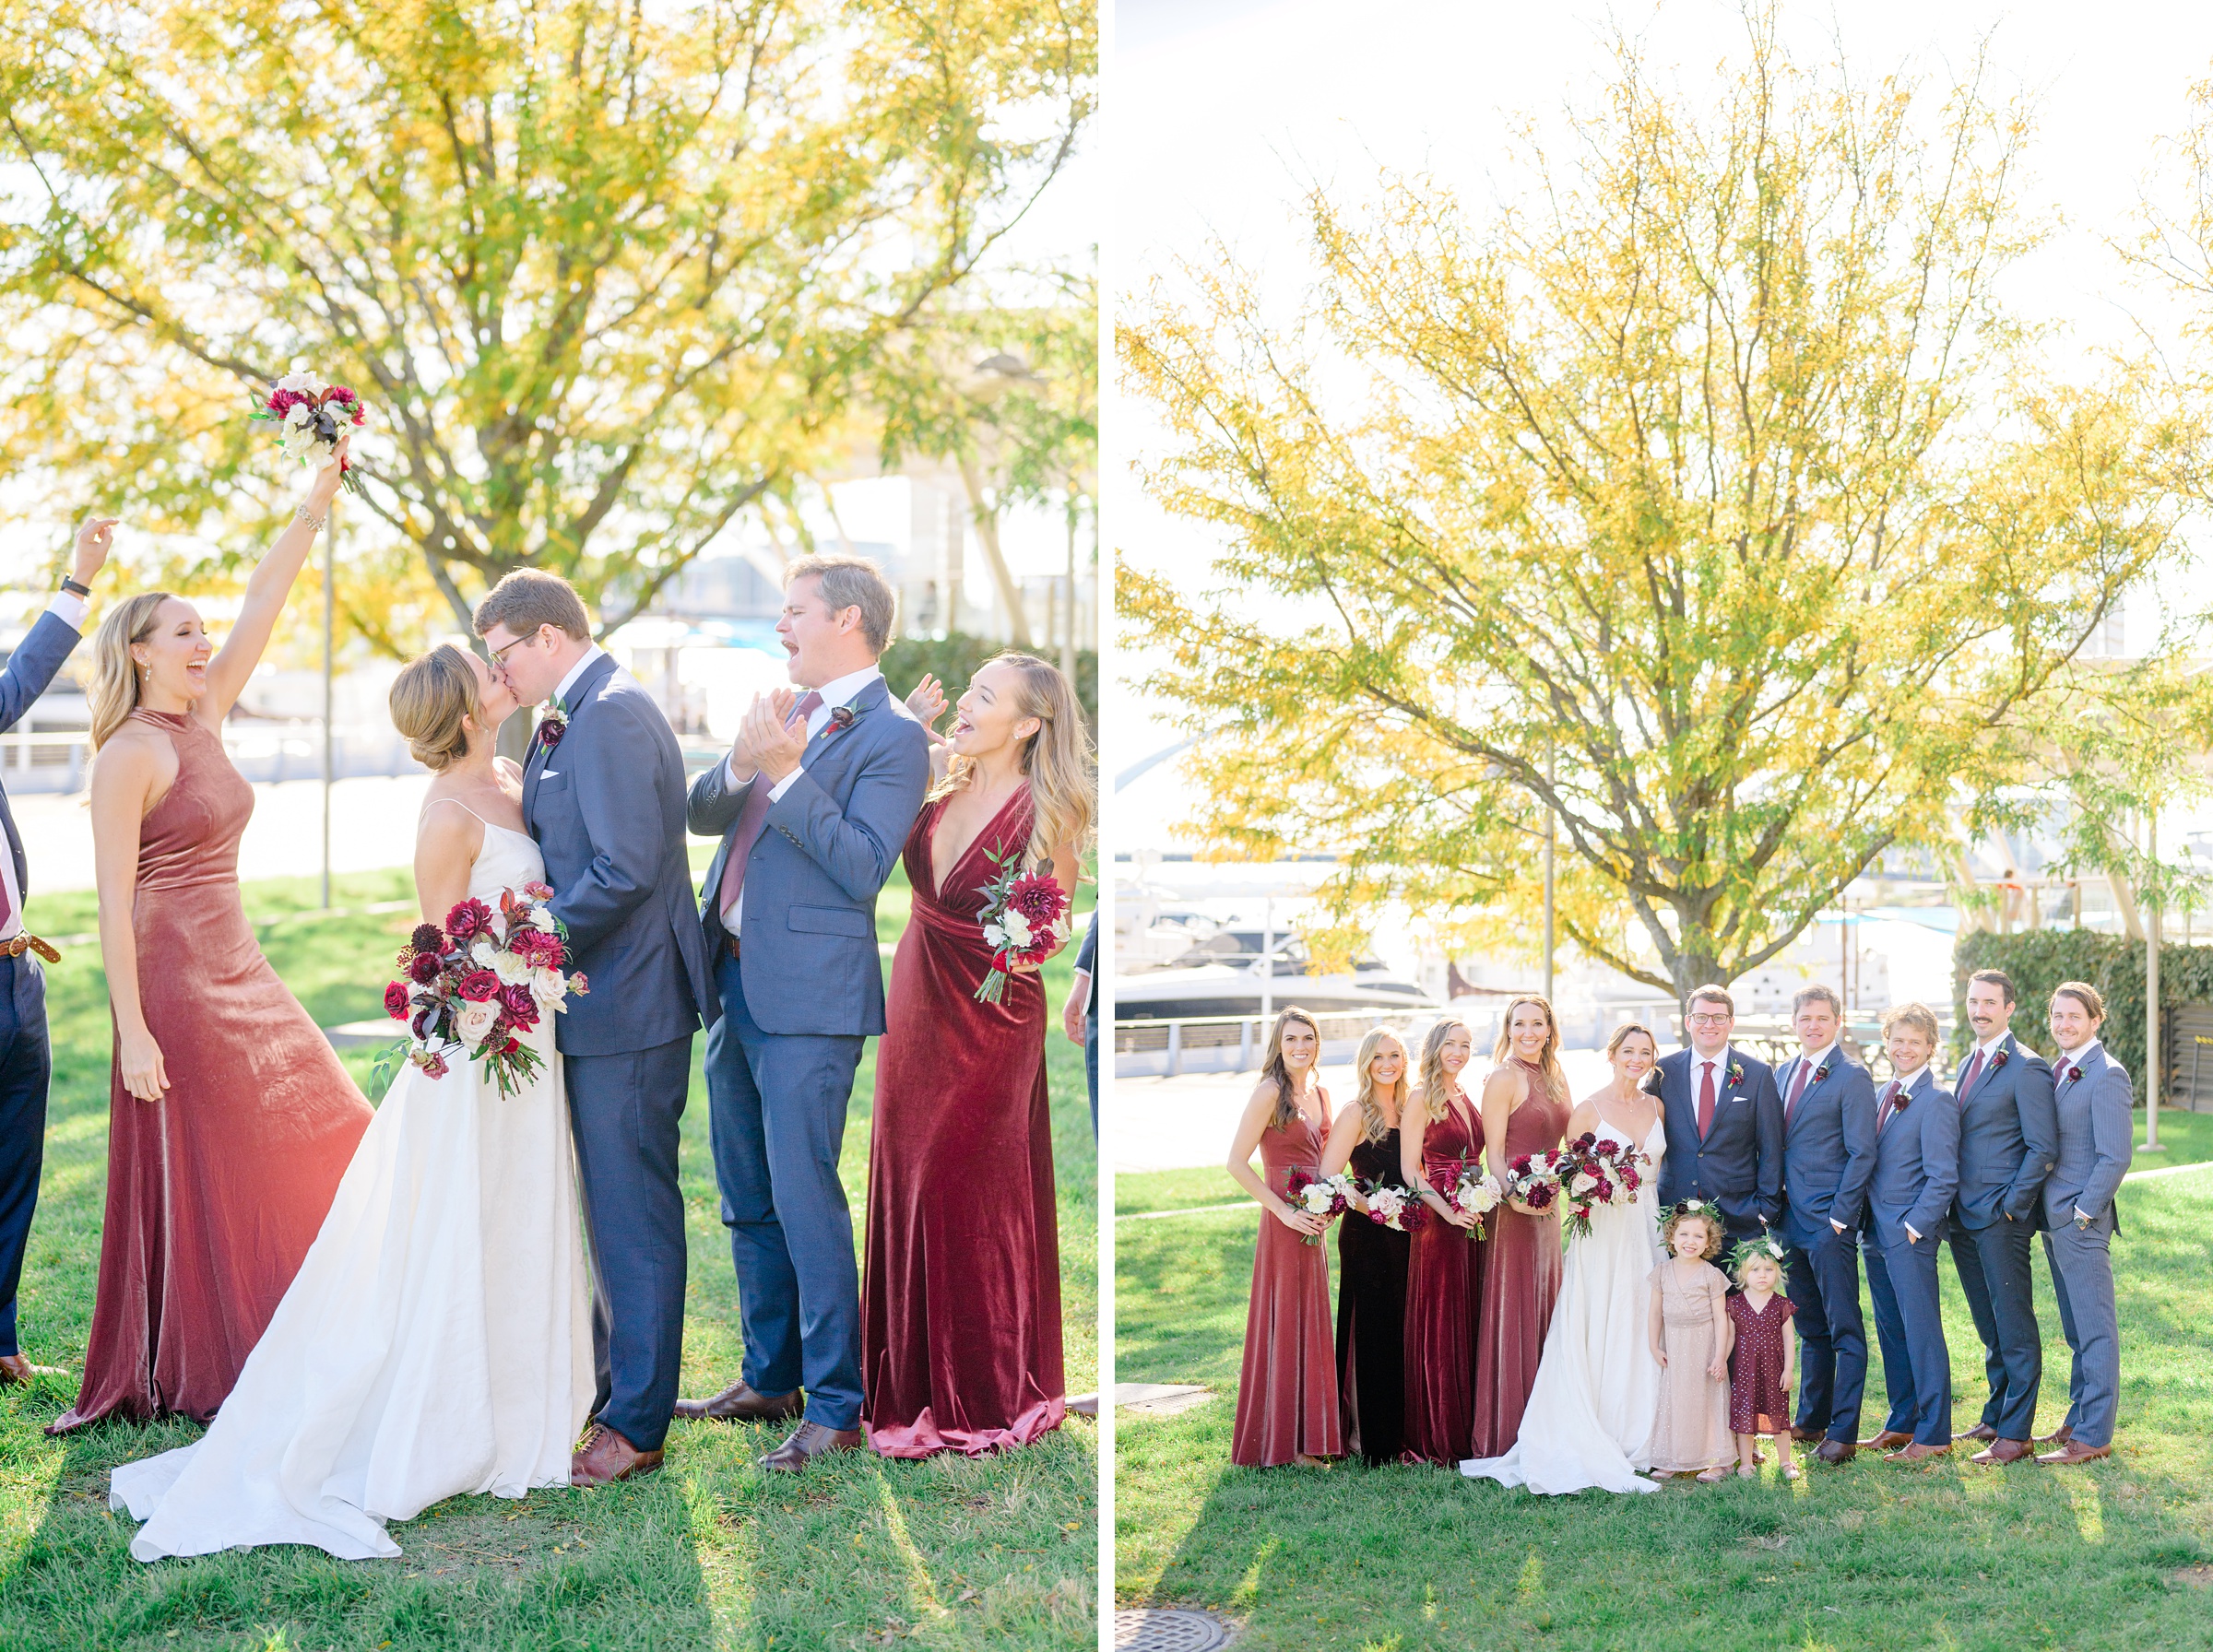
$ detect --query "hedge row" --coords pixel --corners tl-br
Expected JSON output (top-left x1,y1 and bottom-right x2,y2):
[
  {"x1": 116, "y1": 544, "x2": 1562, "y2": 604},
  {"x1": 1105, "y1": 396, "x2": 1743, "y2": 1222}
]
[
  {"x1": 879, "y1": 631, "x2": 1097, "y2": 731},
  {"x1": 1950, "y1": 927, "x2": 2213, "y2": 1101}
]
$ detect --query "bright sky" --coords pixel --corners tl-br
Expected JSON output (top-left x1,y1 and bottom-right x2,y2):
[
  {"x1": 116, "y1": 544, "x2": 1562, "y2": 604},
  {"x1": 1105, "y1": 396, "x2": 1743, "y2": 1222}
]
[{"x1": 1108, "y1": 0, "x2": 2213, "y2": 844}]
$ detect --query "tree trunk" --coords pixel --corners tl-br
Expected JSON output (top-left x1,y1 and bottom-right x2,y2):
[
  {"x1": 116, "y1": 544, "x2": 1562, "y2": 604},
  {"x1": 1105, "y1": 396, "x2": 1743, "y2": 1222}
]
[{"x1": 956, "y1": 454, "x2": 1033, "y2": 647}]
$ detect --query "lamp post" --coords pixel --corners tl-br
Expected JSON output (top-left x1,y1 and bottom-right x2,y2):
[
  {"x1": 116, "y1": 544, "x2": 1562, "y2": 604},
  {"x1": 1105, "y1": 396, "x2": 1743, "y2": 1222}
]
[
  {"x1": 2148, "y1": 806, "x2": 2161, "y2": 1151},
  {"x1": 1543, "y1": 745, "x2": 1556, "y2": 1004},
  {"x1": 321, "y1": 494, "x2": 335, "y2": 910}
]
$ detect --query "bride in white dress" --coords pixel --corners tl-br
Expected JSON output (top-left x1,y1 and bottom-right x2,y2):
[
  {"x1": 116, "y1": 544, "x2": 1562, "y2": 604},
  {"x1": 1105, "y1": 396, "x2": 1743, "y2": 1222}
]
[
  {"x1": 112, "y1": 643, "x2": 591, "y2": 1561},
  {"x1": 1461, "y1": 1022, "x2": 1668, "y2": 1495}
]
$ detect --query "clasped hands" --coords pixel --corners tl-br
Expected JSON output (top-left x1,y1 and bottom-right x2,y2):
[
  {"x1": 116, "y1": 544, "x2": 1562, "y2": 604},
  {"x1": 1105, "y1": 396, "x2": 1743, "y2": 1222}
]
[{"x1": 728, "y1": 689, "x2": 810, "y2": 786}]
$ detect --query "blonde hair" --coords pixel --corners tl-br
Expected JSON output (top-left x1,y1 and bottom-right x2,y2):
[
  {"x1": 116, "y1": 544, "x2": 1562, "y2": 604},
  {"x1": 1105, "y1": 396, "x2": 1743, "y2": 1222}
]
[
  {"x1": 1412, "y1": 1016, "x2": 1475, "y2": 1126},
  {"x1": 1351, "y1": 1027, "x2": 1409, "y2": 1144},
  {"x1": 1879, "y1": 1001, "x2": 1941, "y2": 1045},
  {"x1": 1259, "y1": 1007, "x2": 1323, "y2": 1133},
  {"x1": 931, "y1": 652, "x2": 1095, "y2": 872},
  {"x1": 1493, "y1": 994, "x2": 1569, "y2": 1105},
  {"x1": 88, "y1": 592, "x2": 179, "y2": 751},
  {"x1": 390, "y1": 643, "x2": 482, "y2": 772},
  {"x1": 1604, "y1": 1021, "x2": 1658, "y2": 1062}
]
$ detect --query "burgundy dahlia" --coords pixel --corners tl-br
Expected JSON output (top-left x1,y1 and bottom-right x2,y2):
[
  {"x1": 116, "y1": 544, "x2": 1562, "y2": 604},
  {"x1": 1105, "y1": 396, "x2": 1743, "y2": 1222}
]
[
  {"x1": 408, "y1": 952, "x2": 442, "y2": 985},
  {"x1": 409, "y1": 922, "x2": 444, "y2": 956},
  {"x1": 446, "y1": 898, "x2": 493, "y2": 940}
]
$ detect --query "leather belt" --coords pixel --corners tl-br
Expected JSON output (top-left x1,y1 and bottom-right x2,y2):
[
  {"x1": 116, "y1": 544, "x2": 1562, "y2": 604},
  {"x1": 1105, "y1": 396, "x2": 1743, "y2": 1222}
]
[
  {"x1": 725, "y1": 933, "x2": 741, "y2": 962},
  {"x1": 0, "y1": 934, "x2": 59, "y2": 962}
]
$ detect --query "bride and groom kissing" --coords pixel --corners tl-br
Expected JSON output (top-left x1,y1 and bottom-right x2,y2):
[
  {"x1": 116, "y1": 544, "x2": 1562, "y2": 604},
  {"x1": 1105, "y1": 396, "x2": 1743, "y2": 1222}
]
[{"x1": 77, "y1": 524, "x2": 1080, "y2": 1560}]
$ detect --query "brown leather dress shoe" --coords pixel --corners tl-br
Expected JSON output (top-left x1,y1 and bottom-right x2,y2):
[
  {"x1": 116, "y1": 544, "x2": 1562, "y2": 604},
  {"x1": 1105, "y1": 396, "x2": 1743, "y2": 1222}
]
[
  {"x1": 1789, "y1": 1425, "x2": 1824, "y2": 1445},
  {"x1": 1815, "y1": 1439, "x2": 1857, "y2": 1466},
  {"x1": 0, "y1": 1352, "x2": 64, "y2": 1386},
  {"x1": 570, "y1": 1422, "x2": 665, "y2": 1486},
  {"x1": 1971, "y1": 1438, "x2": 2034, "y2": 1465},
  {"x1": 2036, "y1": 1440, "x2": 2111, "y2": 1467},
  {"x1": 1858, "y1": 1430, "x2": 1914, "y2": 1451},
  {"x1": 672, "y1": 1381, "x2": 803, "y2": 1423},
  {"x1": 760, "y1": 1420, "x2": 865, "y2": 1472},
  {"x1": 1885, "y1": 1442, "x2": 1951, "y2": 1462},
  {"x1": 1959, "y1": 1422, "x2": 2000, "y2": 1444},
  {"x1": 2033, "y1": 1422, "x2": 2073, "y2": 1448}
]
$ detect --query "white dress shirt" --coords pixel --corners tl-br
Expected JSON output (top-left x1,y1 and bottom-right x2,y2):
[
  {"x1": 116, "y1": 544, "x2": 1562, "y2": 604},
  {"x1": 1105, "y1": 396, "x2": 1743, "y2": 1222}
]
[
  {"x1": 719, "y1": 664, "x2": 884, "y2": 925},
  {"x1": 550, "y1": 643, "x2": 606, "y2": 710},
  {"x1": 1, "y1": 591, "x2": 88, "y2": 941},
  {"x1": 1789, "y1": 1042, "x2": 1839, "y2": 1094}
]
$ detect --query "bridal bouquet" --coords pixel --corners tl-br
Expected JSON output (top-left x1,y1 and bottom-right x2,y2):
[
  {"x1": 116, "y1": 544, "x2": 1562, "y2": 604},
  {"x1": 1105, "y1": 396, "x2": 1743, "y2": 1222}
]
[
  {"x1": 1429, "y1": 1154, "x2": 1501, "y2": 1240},
  {"x1": 384, "y1": 883, "x2": 588, "y2": 1098},
  {"x1": 972, "y1": 847, "x2": 1072, "y2": 1004},
  {"x1": 252, "y1": 370, "x2": 366, "y2": 493},
  {"x1": 1500, "y1": 1148, "x2": 1566, "y2": 1217},
  {"x1": 1357, "y1": 1179, "x2": 1429, "y2": 1233},
  {"x1": 1555, "y1": 1131, "x2": 1648, "y2": 1241},
  {"x1": 1284, "y1": 1168, "x2": 1354, "y2": 1245}
]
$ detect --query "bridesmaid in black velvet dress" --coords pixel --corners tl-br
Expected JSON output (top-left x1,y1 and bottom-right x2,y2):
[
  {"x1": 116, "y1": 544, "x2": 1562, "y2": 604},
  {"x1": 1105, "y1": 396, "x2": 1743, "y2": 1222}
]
[{"x1": 1320, "y1": 1027, "x2": 1414, "y2": 1465}]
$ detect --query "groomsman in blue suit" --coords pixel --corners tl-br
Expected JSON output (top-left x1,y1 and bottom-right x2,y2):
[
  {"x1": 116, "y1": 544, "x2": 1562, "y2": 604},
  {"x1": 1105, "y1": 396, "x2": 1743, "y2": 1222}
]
[
  {"x1": 1949, "y1": 967, "x2": 2058, "y2": 1466},
  {"x1": 0, "y1": 515, "x2": 113, "y2": 1387},
  {"x1": 1774, "y1": 984, "x2": 1876, "y2": 1464},
  {"x1": 1647, "y1": 984, "x2": 1784, "y2": 1246},
  {"x1": 2034, "y1": 981, "x2": 2135, "y2": 1467},
  {"x1": 1858, "y1": 1001, "x2": 1960, "y2": 1460}
]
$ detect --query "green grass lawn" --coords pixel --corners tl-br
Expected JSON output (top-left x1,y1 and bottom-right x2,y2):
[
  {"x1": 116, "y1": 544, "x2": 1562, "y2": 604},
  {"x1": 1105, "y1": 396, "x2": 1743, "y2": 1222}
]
[
  {"x1": 1117, "y1": 1162, "x2": 2213, "y2": 1649},
  {"x1": 0, "y1": 865, "x2": 1095, "y2": 1652}
]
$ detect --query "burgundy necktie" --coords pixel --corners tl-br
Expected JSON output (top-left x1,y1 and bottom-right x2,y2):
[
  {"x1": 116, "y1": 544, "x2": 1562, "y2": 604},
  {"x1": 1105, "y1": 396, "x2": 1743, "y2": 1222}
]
[
  {"x1": 716, "y1": 690, "x2": 822, "y2": 919},
  {"x1": 1877, "y1": 1080, "x2": 1901, "y2": 1132},
  {"x1": 1958, "y1": 1047, "x2": 1987, "y2": 1103},
  {"x1": 1784, "y1": 1056, "x2": 1813, "y2": 1123},
  {"x1": 1697, "y1": 1061, "x2": 1717, "y2": 1139}
]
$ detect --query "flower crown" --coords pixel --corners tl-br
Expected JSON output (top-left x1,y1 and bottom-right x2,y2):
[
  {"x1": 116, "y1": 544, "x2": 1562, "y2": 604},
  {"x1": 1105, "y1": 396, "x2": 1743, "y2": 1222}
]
[
  {"x1": 1731, "y1": 1233, "x2": 1789, "y2": 1273},
  {"x1": 1662, "y1": 1198, "x2": 1720, "y2": 1228}
]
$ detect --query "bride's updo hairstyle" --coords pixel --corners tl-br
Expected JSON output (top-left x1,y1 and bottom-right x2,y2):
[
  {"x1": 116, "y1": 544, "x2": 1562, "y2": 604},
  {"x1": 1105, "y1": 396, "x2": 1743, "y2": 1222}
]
[
  {"x1": 933, "y1": 652, "x2": 1095, "y2": 872},
  {"x1": 88, "y1": 591, "x2": 178, "y2": 751},
  {"x1": 390, "y1": 643, "x2": 480, "y2": 773}
]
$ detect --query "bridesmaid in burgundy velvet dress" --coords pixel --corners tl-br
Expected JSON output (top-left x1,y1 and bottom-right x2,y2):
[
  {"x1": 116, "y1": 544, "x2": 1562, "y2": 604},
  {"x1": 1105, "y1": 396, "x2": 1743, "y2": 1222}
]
[
  {"x1": 1228, "y1": 1007, "x2": 1342, "y2": 1467},
  {"x1": 1399, "y1": 1017, "x2": 1483, "y2": 1465},
  {"x1": 1320, "y1": 1027, "x2": 1414, "y2": 1465},
  {"x1": 860, "y1": 653, "x2": 1090, "y2": 1456},
  {"x1": 53, "y1": 451, "x2": 375, "y2": 1434},
  {"x1": 1469, "y1": 995, "x2": 1573, "y2": 1459}
]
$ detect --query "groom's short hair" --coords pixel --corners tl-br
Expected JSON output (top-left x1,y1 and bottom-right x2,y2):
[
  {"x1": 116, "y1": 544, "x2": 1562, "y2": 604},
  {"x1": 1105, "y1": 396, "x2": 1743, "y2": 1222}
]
[
  {"x1": 472, "y1": 569, "x2": 591, "y2": 642},
  {"x1": 787, "y1": 554, "x2": 896, "y2": 655}
]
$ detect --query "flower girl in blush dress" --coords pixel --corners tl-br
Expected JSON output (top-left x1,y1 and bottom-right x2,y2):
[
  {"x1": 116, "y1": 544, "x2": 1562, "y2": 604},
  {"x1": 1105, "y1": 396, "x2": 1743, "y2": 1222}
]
[
  {"x1": 1227, "y1": 1008, "x2": 1343, "y2": 1468},
  {"x1": 1646, "y1": 1203, "x2": 1736, "y2": 1482},
  {"x1": 110, "y1": 644, "x2": 590, "y2": 1561}
]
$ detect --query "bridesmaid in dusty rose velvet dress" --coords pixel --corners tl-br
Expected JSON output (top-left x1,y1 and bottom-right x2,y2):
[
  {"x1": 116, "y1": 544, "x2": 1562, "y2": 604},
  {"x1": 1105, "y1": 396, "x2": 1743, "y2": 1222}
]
[
  {"x1": 1470, "y1": 996, "x2": 1572, "y2": 1458},
  {"x1": 1399, "y1": 1017, "x2": 1484, "y2": 1465},
  {"x1": 861, "y1": 653, "x2": 1089, "y2": 1456},
  {"x1": 53, "y1": 452, "x2": 374, "y2": 1434},
  {"x1": 1227, "y1": 1008, "x2": 1343, "y2": 1467}
]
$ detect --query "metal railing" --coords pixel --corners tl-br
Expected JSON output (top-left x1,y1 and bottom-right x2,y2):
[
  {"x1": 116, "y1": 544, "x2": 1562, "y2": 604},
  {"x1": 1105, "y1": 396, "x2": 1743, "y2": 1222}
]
[{"x1": 1, "y1": 724, "x2": 423, "y2": 793}]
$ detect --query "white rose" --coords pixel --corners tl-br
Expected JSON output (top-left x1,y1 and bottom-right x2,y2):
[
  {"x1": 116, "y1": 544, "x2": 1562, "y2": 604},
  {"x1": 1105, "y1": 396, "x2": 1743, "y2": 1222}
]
[
  {"x1": 276, "y1": 370, "x2": 324, "y2": 394},
  {"x1": 1002, "y1": 911, "x2": 1033, "y2": 949},
  {"x1": 491, "y1": 948, "x2": 530, "y2": 985},
  {"x1": 983, "y1": 921, "x2": 1009, "y2": 950},
  {"x1": 1571, "y1": 1171, "x2": 1599, "y2": 1197},
  {"x1": 471, "y1": 938, "x2": 497, "y2": 969},
  {"x1": 285, "y1": 402, "x2": 312, "y2": 427},
  {"x1": 456, "y1": 1000, "x2": 498, "y2": 1045},
  {"x1": 532, "y1": 966, "x2": 567, "y2": 1008}
]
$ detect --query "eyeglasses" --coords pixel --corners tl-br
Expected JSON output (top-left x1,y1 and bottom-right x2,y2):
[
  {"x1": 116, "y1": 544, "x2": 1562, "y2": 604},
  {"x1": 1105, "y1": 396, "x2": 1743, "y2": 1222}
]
[
  {"x1": 488, "y1": 631, "x2": 539, "y2": 667},
  {"x1": 1686, "y1": 1012, "x2": 1733, "y2": 1027}
]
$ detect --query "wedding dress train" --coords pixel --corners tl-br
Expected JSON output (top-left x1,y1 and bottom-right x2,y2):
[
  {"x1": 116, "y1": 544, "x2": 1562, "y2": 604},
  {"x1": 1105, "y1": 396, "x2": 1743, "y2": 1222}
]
[
  {"x1": 1459, "y1": 1114, "x2": 1666, "y2": 1494},
  {"x1": 111, "y1": 810, "x2": 592, "y2": 1560}
]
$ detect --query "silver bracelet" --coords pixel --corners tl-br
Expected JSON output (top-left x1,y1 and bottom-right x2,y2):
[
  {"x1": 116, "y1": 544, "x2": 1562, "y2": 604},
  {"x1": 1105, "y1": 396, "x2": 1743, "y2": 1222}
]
[{"x1": 293, "y1": 502, "x2": 326, "y2": 532}]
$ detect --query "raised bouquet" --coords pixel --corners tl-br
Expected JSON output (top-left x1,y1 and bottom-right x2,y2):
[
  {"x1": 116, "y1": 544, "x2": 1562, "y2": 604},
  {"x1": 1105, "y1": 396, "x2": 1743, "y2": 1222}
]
[
  {"x1": 385, "y1": 884, "x2": 588, "y2": 1098},
  {"x1": 1284, "y1": 1168, "x2": 1354, "y2": 1245},
  {"x1": 973, "y1": 846, "x2": 1071, "y2": 1004},
  {"x1": 1501, "y1": 1148, "x2": 1567, "y2": 1217},
  {"x1": 253, "y1": 370, "x2": 366, "y2": 493},
  {"x1": 1357, "y1": 1178, "x2": 1430, "y2": 1233},
  {"x1": 1555, "y1": 1131, "x2": 1648, "y2": 1241},
  {"x1": 1429, "y1": 1154, "x2": 1501, "y2": 1240}
]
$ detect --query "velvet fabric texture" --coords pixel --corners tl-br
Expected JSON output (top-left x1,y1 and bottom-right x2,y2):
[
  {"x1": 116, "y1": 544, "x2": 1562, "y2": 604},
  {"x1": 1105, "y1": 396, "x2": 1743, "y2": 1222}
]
[
  {"x1": 860, "y1": 788, "x2": 1064, "y2": 1457},
  {"x1": 1231, "y1": 1102, "x2": 1342, "y2": 1466},
  {"x1": 1470, "y1": 1063, "x2": 1568, "y2": 1458},
  {"x1": 54, "y1": 711, "x2": 372, "y2": 1433},
  {"x1": 1335, "y1": 1127, "x2": 1410, "y2": 1465},
  {"x1": 1400, "y1": 1091, "x2": 1480, "y2": 1464}
]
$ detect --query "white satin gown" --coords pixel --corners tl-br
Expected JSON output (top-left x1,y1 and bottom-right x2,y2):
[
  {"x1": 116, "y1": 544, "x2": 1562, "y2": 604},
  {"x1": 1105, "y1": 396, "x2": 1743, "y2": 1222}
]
[
  {"x1": 1460, "y1": 1112, "x2": 1667, "y2": 1494},
  {"x1": 111, "y1": 808, "x2": 593, "y2": 1560}
]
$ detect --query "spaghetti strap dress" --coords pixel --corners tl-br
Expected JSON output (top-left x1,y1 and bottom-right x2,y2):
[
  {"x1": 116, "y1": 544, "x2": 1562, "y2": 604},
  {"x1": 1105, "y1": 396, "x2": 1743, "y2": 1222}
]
[
  {"x1": 1470, "y1": 1061, "x2": 1569, "y2": 1457},
  {"x1": 1230, "y1": 1095, "x2": 1343, "y2": 1466},
  {"x1": 1401, "y1": 1089, "x2": 1481, "y2": 1464}
]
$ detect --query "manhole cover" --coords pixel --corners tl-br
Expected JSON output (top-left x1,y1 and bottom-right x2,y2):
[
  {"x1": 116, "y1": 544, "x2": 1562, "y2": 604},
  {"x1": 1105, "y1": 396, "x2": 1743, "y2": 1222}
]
[{"x1": 1114, "y1": 1607, "x2": 1235, "y2": 1651}]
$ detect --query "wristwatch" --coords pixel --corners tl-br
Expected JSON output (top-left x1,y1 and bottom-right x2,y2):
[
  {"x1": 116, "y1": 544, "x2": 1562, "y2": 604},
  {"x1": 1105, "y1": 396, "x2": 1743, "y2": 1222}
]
[{"x1": 59, "y1": 576, "x2": 89, "y2": 597}]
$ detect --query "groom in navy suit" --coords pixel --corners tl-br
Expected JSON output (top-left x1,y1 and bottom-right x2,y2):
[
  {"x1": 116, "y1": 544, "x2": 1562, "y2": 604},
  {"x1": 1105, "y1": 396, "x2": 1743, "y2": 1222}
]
[
  {"x1": 479, "y1": 572, "x2": 718, "y2": 1486},
  {"x1": 678, "y1": 555, "x2": 929, "y2": 1471},
  {"x1": 1949, "y1": 968, "x2": 2057, "y2": 1465},
  {"x1": 0, "y1": 516, "x2": 112, "y2": 1387},
  {"x1": 1774, "y1": 984, "x2": 1876, "y2": 1463},
  {"x1": 1858, "y1": 1001, "x2": 1960, "y2": 1460},
  {"x1": 1646, "y1": 984, "x2": 1784, "y2": 1246}
]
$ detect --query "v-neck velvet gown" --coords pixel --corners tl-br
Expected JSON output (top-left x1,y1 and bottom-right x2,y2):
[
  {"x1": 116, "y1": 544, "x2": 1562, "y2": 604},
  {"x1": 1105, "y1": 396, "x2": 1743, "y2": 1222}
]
[
  {"x1": 1231, "y1": 1097, "x2": 1343, "y2": 1467},
  {"x1": 860, "y1": 787, "x2": 1065, "y2": 1456},
  {"x1": 53, "y1": 711, "x2": 373, "y2": 1433}
]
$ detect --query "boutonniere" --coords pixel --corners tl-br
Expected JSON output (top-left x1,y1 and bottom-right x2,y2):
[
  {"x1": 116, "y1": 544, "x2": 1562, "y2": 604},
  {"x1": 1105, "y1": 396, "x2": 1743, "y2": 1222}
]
[
  {"x1": 534, "y1": 694, "x2": 570, "y2": 752},
  {"x1": 1812, "y1": 1060, "x2": 1832, "y2": 1083},
  {"x1": 1890, "y1": 1082, "x2": 1915, "y2": 1112},
  {"x1": 2063, "y1": 1063, "x2": 2084, "y2": 1085},
  {"x1": 1726, "y1": 1059, "x2": 1746, "y2": 1088},
  {"x1": 822, "y1": 703, "x2": 861, "y2": 738},
  {"x1": 1990, "y1": 1049, "x2": 2010, "y2": 1074}
]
